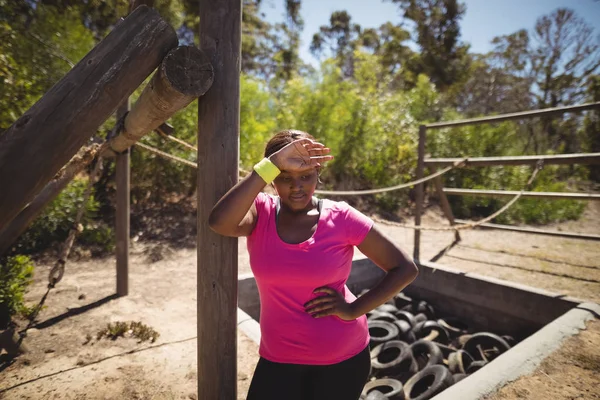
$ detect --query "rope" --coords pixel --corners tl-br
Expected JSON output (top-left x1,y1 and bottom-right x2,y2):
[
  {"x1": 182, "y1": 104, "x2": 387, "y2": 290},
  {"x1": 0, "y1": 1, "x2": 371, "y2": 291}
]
[
  {"x1": 314, "y1": 159, "x2": 466, "y2": 196},
  {"x1": 373, "y1": 161, "x2": 543, "y2": 231},
  {"x1": 159, "y1": 132, "x2": 198, "y2": 153},
  {"x1": 135, "y1": 141, "x2": 198, "y2": 169},
  {"x1": 47, "y1": 144, "x2": 109, "y2": 288}
]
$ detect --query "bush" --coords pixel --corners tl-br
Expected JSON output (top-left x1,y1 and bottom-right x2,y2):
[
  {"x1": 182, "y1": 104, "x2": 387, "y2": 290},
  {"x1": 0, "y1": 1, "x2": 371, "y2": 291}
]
[
  {"x1": 0, "y1": 255, "x2": 34, "y2": 327},
  {"x1": 12, "y1": 175, "x2": 113, "y2": 255}
]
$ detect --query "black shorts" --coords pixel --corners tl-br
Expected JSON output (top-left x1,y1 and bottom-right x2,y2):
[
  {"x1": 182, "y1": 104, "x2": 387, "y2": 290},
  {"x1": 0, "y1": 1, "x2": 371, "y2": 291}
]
[{"x1": 246, "y1": 345, "x2": 371, "y2": 400}]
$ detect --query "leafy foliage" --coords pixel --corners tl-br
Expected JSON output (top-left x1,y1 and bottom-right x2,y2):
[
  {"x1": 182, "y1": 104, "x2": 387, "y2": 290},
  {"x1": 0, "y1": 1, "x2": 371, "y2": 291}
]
[
  {"x1": 0, "y1": 255, "x2": 35, "y2": 325},
  {"x1": 11, "y1": 177, "x2": 113, "y2": 255},
  {"x1": 1, "y1": 0, "x2": 595, "y2": 258}
]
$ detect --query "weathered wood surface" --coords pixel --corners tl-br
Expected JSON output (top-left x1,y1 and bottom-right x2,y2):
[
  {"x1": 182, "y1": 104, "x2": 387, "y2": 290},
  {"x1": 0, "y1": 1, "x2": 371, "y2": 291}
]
[
  {"x1": 109, "y1": 45, "x2": 214, "y2": 152},
  {"x1": 115, "y1": 101, "x2": 130, "y2": 297},
  {"x1": 197, "y1": 0, "x2": 241, "y2": 398},
  {"x1": 0, "y1": 5, "x2": 177, "y2": 229},
  {"x1": 0, "y1": 145, "x2": 102, "y2": 256}
]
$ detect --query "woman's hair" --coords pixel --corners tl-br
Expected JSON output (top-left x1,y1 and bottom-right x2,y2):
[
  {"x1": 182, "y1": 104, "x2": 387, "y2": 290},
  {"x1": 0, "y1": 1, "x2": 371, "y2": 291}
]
[{"x1": 264, "y1": 129, "x2": 315, "y2": 158}]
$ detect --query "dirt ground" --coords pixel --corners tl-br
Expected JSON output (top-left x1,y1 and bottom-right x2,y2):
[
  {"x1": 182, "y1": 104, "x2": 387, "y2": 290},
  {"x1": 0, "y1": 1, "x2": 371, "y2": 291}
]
[
  {"x1": 486, "y1": 319, "x2": 600, "y2": 400},
  {"x1": 0, "y1": 201, "x2": 598, "y2": 399}
]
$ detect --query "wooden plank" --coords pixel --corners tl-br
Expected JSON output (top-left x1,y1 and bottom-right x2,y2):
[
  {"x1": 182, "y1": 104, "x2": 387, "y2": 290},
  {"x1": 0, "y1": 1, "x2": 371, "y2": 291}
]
[
  {"x1": 109, "y1": 46, "x2": 213, "y2": 153},
  {"x1": 424, "y1": 153, "x2": 600, "y2": 167},
  {"x1": 0, "y1": 145, "x2": 101, "y2": 256},
  {"x1": 454, "y1": 219, "x2": 600, "y2": 241},
  {"x1": 443, "y1": 188, "x2": 600, "y2": 201},
  {"x1": 425, "y1": 102, "x2": 600, "y2": 129},
  {"x1": 0, "y1": 6, "x2": 177, "y2": 229},
  {"x1": 197, "y1": 0, "x2": 241, "y2": 399},
  {"x1": 432, "y1": 172, "x2": 460, "y2": 242},
  {"x1": 413, "y1": 125, "x2": 427, "y2": 261},
  {"x1": 116, "y1": 101, "x2": 130, "y2": 297}
]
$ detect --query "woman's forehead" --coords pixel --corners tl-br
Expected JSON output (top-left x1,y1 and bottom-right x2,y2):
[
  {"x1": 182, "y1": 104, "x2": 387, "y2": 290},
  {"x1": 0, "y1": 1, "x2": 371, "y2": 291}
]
[{"x1": 280, "y1": 168, "x2": 318, "y2": 175}]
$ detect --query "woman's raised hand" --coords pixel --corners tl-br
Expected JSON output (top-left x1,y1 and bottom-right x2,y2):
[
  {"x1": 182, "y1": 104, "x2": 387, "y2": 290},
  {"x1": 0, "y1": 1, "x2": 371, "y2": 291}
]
[{"x1": 269, "y1": 139, "x2": 333, "y2": 172}]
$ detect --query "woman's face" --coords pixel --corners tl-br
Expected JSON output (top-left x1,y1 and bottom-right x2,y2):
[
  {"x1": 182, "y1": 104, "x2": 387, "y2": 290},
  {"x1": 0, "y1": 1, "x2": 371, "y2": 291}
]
[{"x1": 273, "y1": 167, "x2": 319, "y2": 212}]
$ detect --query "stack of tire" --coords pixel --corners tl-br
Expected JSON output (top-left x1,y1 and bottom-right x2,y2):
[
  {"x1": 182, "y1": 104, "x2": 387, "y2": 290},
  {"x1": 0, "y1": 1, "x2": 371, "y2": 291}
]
[{"x1": 360, "y1": 292, "x2": 515, "y2": 400}]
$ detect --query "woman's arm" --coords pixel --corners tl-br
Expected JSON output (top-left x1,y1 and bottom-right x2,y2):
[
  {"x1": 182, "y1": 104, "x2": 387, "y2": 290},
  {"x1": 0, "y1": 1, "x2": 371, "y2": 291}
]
[
  {"x1": 350, "y1": 225, "x2": 418, "y2": 317},
  {"x1": 208, "y1": 171, "x2": 267, "y2": 237},
  {"x1": 305, "y1": 225, "x2": 418, "y2": 319},
  {"x1": 208, "y1": 138, "x2": 333, "y2": 237}
]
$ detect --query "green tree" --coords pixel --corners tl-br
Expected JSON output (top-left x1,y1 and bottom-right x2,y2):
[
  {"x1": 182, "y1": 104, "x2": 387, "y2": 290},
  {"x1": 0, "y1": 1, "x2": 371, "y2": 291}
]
[{"x1": 386, "y1": 0, "x2": 471, "y2": 92}]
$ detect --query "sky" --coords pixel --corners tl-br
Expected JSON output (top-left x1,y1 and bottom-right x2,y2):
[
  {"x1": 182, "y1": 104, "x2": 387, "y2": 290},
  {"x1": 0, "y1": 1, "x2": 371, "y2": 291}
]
[{"x1": 261, "y1": 0, "x2": 600, "y2": 67}]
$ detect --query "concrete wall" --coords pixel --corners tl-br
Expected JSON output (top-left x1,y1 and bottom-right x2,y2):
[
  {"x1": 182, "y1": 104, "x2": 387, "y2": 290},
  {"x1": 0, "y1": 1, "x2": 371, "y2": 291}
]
[{"x1": 239, "y1": 258, "x2": 581, "y2": 338}]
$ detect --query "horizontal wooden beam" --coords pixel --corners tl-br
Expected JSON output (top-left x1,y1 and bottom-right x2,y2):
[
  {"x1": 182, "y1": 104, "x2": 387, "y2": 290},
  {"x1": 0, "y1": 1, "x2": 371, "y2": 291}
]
[
  {"x1": 454, "y1": 219, "x2": 600, "y2": 241},
  {"x1": 425, "y1": 102, "x2": 600, "y2": 129},
  {"x1": 0, "y1": 5, "x2": 177, "y2": 229},
  {"x1": 443, "y1": 188, "x2": 600, "y2": 201},
  {"x1": 109, "y1": 46, "x2": 213, "y2": 153},
  {"x1": 425, "y1": 153, "x2": 600, "y2": 167}
]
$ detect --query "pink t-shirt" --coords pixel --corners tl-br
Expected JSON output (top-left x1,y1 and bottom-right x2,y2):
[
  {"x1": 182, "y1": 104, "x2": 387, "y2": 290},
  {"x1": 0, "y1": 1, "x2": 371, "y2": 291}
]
[{"x1": 247, "y1": 192, "x2": 374, "y2": 365}]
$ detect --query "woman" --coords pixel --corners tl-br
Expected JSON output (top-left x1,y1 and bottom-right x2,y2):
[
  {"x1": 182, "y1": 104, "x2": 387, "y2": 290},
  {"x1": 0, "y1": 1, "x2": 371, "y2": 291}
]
[{"x1": 209, "y1": 130, "x2": 418, "y2": 400}]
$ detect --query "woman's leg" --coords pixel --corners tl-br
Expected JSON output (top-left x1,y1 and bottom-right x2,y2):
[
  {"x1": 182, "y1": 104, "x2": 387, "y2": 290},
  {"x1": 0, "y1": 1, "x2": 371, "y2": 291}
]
[
  {"x1": 307, "y1": 345, "x2": 372, "y2": 400},
  {"x1": 246, "y1": 357, "x2": 310, "y2": 400}
]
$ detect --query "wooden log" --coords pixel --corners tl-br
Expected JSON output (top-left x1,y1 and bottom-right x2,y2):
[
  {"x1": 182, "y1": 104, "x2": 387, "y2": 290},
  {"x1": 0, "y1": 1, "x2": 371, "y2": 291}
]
[
  {"x1": 115, "y1": 101, "x2": 130, "y2": 297},
  {"x1": 454, "y1": 219, "x2": 600, "y2": 241},
  {"x1": 425, "y1": 102, "x2": 600, "y2": 129},
  {"x1": 0, "y1": 145, "x2": 102, "y2": 256},
  {"x1": 413, "y1": 125, "x2": 427, "y2": 261},
  {"x1": 197, "y1": 0, "x2": 241, "y2": 398},
  {"x1": 443, "y1": 188, "x2": 600, "y2": 201},
  {"x1": 109, "y1": 46, "x2": 214, "y2": 153},
  {"x1": 424, "y1": 153, "x2": 600, "y2": 167},
  {"x1": 432, "y1": 172, "x2": 460, "y2": 242},
  {"x1": 0, "y1": 5, "x2": 177, "y2": 229}
]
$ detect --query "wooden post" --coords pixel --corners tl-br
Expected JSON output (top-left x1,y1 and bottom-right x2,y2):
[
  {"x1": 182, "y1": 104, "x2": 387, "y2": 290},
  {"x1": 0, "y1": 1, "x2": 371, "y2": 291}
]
[
  {"x1": 0, "y1": 6, "x2": 177, "y2": 229},
  {"x1": 0, "y1": 145, "x2": 102, "y2": 256},
  {"x1": 197, "y1": 0, "x2": 241, "y2": 398},
  {"x1": 413, "y1": 125, "x2": 427, "y2": 261},
  {"x1": 109, "y1": 46, "x2": 214, "y2": 153},
  {"x1": 432, "y1": 172, "x2": 460, "y2": 242},
  {"x1": 116, "y1": 101, "x2": 130, "y2": 297}
]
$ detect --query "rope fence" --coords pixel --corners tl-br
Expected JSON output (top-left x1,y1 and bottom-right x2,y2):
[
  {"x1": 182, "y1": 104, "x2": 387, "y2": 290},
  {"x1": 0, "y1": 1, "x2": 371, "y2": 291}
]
[
  {"x1": 373, "y1": 161, "x2": 543, "y2": 231},
  {"x1": 134, "y1": 136, "x2": 551, "y2": 233}
]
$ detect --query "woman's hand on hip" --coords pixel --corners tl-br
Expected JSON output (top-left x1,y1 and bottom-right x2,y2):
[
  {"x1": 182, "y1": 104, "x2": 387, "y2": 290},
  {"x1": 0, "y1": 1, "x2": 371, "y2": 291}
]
[
  {"x1": 304, "y1": 287, "x2": 357, "y2": 321},
  {"x1": 269, "y1": 139, "x2": 333, "y2": 172}
]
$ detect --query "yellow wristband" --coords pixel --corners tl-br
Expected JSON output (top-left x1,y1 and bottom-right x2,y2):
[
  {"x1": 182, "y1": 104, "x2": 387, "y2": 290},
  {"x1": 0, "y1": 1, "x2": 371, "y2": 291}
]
[{"x1": 253, "y1": 158, "x2": 281, "y2": 184}]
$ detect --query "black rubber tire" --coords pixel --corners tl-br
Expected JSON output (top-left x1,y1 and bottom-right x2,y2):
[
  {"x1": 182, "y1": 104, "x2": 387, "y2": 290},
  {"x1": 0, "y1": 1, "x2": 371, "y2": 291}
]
[
  {"x1": 452, "y1": 373, "x2": 468, "y2": 384},
  {"x1": 463, "y1": 333, "x2": 511, "y2": 362},
  {"x1": 447, "y1": 350, "x2": 474, "y2": 374},
  {"x1": 371, "y1": 340, "x2": 419, "y2": 382},
  {"x1": 437, "y1": 317, "x2": 469, "y2": 338},
  {"x1": 502, "y1": 335, "x2": 517, "y2": 347},
  {"x1": 394, "y1": 311, "x2": 417, "y2": 328},
  {"x1": 466, "y1": 360, "x2": 487, "y2": 374},
  {"x1": 403, "y1": 365, "x2": 454, "y2": 400},
  {"x1": 454, "y1": 334, "x2": 472, "y2": 349},
  {"x1": 369, "y1": 320, "x2": 400, "y2": 347},
  {"x1": 434, "y1": 343, "x2": 455, "y2": 360},
  {"x1": 401, "y1": 301, "x2": 435, "y2": 319},
  {"x1": 410, "y1": 340, "x2": 444, "y2": 371},
  {"x1": 365, "y1": 390, "x2": 387, "y2": 400},
  {"x1": 369, "y1": 311, "x2": 399, "y2": 324},
  {"x1": 393, "y1": 320, "x2": 417, "y2": 344},
  {"x1": 377, "y1": 304, "x2": 401, "y2": 315},
  {"x1": 394, "y1": 292, "x2": 413, "y2": 309},
  {"x1": 417, "y1": 321, "x2": 450, "y2": 344},
  {"x1": 414, "y1": 313, "x2": 428, "y2": 324},
  {"x1": 362, "y1": 378, "x2": 405, "y2": 400}
]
